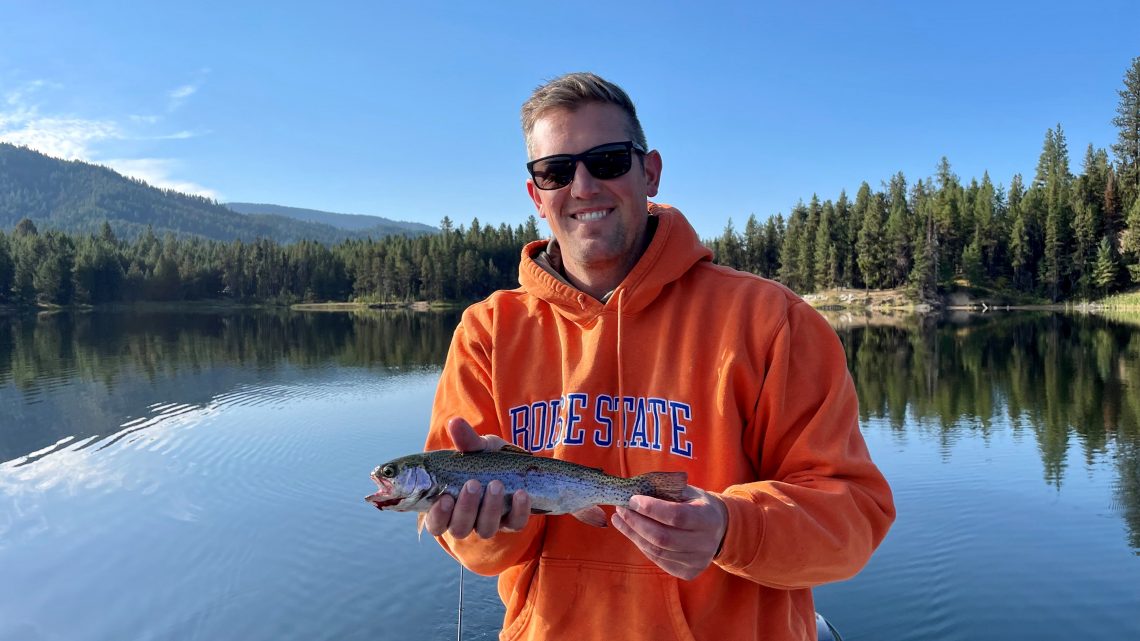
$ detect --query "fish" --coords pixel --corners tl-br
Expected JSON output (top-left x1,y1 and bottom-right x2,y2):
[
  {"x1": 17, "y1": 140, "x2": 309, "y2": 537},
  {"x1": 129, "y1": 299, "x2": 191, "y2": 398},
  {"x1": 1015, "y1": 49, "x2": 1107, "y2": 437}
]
[{"x1": 364, "y1": 446, "x2": 688, "y2": 528}]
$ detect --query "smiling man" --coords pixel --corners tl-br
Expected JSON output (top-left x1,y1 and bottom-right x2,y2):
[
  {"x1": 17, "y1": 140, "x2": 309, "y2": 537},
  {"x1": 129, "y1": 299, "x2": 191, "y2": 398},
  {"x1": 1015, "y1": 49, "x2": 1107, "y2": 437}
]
[{"x1": 422, "y1": 72, "x2": 895, "y2": 641}]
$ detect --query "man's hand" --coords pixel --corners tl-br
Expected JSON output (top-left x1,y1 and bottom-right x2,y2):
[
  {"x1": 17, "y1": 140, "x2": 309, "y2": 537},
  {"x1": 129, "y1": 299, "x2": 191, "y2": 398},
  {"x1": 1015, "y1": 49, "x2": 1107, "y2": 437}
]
[
  {"x1": 612, "y1": 487, "x2": 728, "y2": 580},
  {"x1": 423, "y1": 418, "x2": 532, "y2": 539}
]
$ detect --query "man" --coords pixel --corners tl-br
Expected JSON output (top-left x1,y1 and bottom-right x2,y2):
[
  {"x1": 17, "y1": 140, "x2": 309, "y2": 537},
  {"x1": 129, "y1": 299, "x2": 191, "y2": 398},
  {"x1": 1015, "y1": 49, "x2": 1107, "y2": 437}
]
[{"x1": 423, "y1": 72, "x2": 895, "y2": 641}]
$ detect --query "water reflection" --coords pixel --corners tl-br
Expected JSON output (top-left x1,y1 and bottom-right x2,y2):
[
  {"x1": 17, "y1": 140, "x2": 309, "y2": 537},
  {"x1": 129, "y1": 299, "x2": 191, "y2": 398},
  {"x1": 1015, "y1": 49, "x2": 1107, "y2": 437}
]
[
  {"x1": 0, "y1": 309, "x2": 460, "y2": 464},
  {"x1": 831, "y1": 311, "x2": 1140, "y2": 553},
  {"x1": 1, "y1": 308, "x2": 1138, "y2": 552}
]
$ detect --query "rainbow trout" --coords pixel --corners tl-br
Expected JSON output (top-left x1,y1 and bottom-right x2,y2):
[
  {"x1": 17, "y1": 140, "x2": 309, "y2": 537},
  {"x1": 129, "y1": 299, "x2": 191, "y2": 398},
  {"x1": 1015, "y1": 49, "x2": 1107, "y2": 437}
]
[{"x1": 364, "y1": 447, "x2": 688, "y2": 527}]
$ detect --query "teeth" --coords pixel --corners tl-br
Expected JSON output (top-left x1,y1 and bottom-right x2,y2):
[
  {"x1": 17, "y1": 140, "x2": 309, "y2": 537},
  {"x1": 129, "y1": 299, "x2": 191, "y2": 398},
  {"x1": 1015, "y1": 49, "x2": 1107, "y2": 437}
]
[{"x1": 573, "y1": 210, "x2": 608, "y2": 221}]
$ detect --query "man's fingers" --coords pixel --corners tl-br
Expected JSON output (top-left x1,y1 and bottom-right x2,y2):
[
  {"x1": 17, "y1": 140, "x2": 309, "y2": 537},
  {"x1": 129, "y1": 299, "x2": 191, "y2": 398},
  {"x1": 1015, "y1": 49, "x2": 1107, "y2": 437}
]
[
  {"x1": 446, "y1": 479, "x2": 483, "y2": 537},
  {"x1": 445, "y1": 417, "x2": 510, "y2": 453},
  {"x1": 627, "y1": 493, "x2": 703, "y2": 529},
  {"x1": 425, "y1": 494, "x2": 455, "y2": 537},
  {"x1": 502, "y1": 490, "x2": 530, "y2": 531},
  {"x1": 614, "y1": 506, "x2": 699, "y2": 554},
  {"x1": 611, "y1": 511, "x2": 701, "y2": 580},
  {"x1": 446, "y1": 418, "x2": 487, "y2": 452},
  {"x1": 474, "y1": 481, "x2": 506, "y2": 538}
]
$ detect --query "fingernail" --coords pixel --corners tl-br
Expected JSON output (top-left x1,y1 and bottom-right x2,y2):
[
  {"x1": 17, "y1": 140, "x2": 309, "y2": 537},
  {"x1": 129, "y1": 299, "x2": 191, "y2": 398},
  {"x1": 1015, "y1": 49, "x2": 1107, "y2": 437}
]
[
  {"x1": 628, "y1": 497, "x2": 641, "y2": 511},
  {"x1": 465, "y1": 480, "x2": 480, "y2": 494},
  {"x1": 488, "y1": 482, "x2": 502, "y2": 496}
]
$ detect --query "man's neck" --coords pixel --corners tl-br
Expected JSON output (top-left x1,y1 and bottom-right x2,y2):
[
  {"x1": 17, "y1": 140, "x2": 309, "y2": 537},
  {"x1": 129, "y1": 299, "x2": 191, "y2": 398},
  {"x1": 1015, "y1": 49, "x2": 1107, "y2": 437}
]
[
  {"x1": 561, "y1": 254, "x2": 640, "y2": 301},
  {"x1": 539, "y1": 217, "x2": 658, "y2": 302}
]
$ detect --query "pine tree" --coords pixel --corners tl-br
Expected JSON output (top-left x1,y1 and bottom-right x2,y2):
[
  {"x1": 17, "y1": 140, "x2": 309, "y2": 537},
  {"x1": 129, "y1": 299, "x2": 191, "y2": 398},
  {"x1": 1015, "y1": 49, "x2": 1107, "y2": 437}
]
[
  {"x1": 856, "y1": 183, "x2": 891, "y2": 288},
  {"x1": 1112, "y1": 56, "x2": 1140, "y2": 212},
  {"x1": 813, "y1": 201, "x2": 837, "y2": 289},
  {"x1": 717, "y1": 218, "x2": 744, "y2": 269},
  {"x1": 908, "y1": 192, "x2": 938, "y2": 300},
  {"x1": 1034, "y1": 126, "x2": 1074, "y2": 301},
  {"x1": 0, "y1": 232, "x2": 13, "y2": 302},
  {"x1": 885, "y1": 172, "x2": 911, "y2": 287},
  {"x1": 763, "y1": 216, "x2": 782, "y2": 279},
  {"x1": 1091, "y1": 237, "x2": 1118, "y2": 295},
  {"x1": 743, "y1": 214, "x2": 765, "y2": 275},
  {"x1": 1123, "y1": 195, "x2": 1140, "y2": 283},
  {"x1": 933, "y1": 158, "x2": 964, "y2": 281},
  {"x1": 800, "y1": 196, "x2": 821, "y2": 291},
  {"x1": 779, "y1": 203, "x2": 808, "y2": 291}
]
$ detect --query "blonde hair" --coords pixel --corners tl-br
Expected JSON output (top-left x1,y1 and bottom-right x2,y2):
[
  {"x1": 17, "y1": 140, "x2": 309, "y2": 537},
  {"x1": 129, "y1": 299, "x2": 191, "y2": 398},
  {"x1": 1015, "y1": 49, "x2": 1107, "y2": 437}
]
[{"x1": 520, "y1": 72, "x2": 647, "y2": 158}]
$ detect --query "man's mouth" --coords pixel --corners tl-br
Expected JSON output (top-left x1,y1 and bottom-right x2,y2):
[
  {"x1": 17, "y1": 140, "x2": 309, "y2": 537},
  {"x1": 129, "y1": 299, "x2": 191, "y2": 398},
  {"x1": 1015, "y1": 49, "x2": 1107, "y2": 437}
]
[{"x1": 571, "y1": 209, "x2": 610, "y2": 221}]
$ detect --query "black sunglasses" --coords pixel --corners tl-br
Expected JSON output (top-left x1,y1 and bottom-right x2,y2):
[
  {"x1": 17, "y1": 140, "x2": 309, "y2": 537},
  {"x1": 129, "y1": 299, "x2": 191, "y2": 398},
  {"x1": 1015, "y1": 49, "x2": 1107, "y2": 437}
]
[{"x1": 527, "y1": 141, "x2": 647, "y2": 190}]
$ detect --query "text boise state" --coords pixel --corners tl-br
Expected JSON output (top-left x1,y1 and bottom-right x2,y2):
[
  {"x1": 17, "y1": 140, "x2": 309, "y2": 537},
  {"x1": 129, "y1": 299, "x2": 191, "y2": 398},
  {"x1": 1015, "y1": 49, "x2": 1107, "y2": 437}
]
[{"x1": 507, "y1": 394, "x2": 694, "y2": 458}]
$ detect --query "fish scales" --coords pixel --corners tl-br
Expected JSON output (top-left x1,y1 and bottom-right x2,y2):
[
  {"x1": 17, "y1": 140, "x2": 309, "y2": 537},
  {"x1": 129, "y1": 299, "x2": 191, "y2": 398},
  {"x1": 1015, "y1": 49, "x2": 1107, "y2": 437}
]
[{"x1": 365, "y1": 449, "x2": 688, "y2": 517}]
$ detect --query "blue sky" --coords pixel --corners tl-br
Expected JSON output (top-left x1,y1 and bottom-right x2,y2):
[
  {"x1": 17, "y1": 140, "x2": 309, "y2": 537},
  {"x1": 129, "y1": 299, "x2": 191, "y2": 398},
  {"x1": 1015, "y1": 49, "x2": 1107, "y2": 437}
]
[{"x1": 2, "y1": 1, "x2": 1138, "y2": 239}]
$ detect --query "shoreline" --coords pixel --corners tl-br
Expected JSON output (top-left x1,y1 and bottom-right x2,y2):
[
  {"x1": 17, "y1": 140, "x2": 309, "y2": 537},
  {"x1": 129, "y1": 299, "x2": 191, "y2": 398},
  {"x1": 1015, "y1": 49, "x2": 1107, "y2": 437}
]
[{"x1": 2, "y1": 293, "x2": 1138, "y2": 316}]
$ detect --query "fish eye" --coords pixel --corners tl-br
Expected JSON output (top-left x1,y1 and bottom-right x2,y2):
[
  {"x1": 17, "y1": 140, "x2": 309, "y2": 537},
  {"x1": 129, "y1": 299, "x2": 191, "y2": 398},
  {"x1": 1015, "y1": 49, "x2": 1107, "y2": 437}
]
[{"x1": 380, "y1": 465, "x2": 396, "y2": 478}]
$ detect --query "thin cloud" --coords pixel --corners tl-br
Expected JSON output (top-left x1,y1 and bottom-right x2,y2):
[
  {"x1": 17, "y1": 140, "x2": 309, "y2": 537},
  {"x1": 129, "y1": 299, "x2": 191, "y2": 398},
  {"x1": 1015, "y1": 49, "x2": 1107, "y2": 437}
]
[
  {"x1": 102, "y1": 157, "x2": 221, "y2": 199},
  {"x1": 166, "y1": 69, "x2": 209, "y2": 112},
  {"x1": 0, "y1": 79, "x2": 219, "y2": 198},
  {"x1": 0, "y1": 114, "x2": 121, "y2": 160}
]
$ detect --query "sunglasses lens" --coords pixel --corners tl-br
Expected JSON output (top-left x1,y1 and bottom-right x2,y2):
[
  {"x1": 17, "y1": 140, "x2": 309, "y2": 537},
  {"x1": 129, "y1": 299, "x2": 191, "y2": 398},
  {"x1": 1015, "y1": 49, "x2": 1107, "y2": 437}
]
[
  {"x1": 528, "y1": 142, "x2": 640, "y2": 189},
  {"x1": 583, "y1": 145, "x2": 633, "y2": 180},
  {"x1": 531, "y1": 158, "x2": 575, "y2": 189}
]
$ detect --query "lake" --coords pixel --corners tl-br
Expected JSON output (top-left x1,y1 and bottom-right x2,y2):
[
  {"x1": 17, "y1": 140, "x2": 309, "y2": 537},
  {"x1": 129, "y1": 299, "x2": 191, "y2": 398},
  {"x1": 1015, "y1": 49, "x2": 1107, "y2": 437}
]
[{"x1": 1, "y1": 308, "x2": 1138, "y2": 641}]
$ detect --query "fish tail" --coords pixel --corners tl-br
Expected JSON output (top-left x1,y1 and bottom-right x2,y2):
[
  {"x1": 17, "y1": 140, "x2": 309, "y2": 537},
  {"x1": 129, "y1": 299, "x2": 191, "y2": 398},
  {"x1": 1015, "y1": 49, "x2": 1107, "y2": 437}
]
[{"x1": 635, "y1": 471, "x2": 688, "y2": 502}]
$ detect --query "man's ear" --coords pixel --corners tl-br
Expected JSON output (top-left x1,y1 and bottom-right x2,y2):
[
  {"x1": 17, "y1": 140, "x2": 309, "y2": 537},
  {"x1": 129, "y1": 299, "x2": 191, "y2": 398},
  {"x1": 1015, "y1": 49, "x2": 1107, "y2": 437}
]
[
  {"x1": 526, "y1": 180, "x2": 548, "y2": 219},
  {"x1": 642, "y1": 150, "x2": 662, "y2": 198}
]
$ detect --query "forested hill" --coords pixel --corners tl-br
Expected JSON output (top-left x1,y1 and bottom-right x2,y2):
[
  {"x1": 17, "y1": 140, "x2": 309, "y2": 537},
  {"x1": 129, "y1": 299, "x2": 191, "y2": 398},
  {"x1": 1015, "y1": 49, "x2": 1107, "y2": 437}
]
[
  {"x1": 226, "y1": 202, "x2": 436, "y2": 236},
  {"x1": 0, "y1": 144, "x2": 435, "y2": 243}
]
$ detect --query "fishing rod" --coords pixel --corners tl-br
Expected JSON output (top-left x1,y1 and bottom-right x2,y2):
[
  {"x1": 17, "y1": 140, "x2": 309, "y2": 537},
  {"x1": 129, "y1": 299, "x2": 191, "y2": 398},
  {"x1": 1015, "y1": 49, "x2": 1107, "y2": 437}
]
[{"x1": 457, "y1": 562, "x2": 464, "y2": 641}]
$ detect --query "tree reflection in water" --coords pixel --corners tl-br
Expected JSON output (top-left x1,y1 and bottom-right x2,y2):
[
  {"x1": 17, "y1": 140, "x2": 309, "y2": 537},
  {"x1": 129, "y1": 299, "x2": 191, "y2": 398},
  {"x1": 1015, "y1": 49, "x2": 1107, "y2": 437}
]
[
  {"x1": 1, "y1": 308, "x2": 1138, "y2": 551},
  {"x1": 830, "y1": 311, "x2": 1140, "y2": 553}
]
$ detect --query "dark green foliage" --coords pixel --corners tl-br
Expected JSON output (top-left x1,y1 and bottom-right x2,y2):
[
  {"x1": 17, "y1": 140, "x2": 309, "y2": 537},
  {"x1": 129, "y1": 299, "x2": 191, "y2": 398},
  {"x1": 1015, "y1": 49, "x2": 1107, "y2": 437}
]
[
  {"x1": 7, "y1": 58, "x2": 1140, "y2": 305},
  {"x1": 1092, "y1": 238, "x2": 1119, "y2": 294},
  {"x1": 703, "y1": 99, "x2": 1140, "y2": 301},
  {"x1": 1113, "y1": 56, "x2": 1140, "y2": 212},
  {"x1": 0, "y1": 215, "x2": 537, "y2": 306}
]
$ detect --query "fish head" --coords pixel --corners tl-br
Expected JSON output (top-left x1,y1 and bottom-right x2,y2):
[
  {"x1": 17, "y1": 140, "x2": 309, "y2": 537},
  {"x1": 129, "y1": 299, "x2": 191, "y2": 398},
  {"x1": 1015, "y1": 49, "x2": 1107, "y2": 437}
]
[{"x1": 365, "y1": 454, "x2": 436, "y2": 512}]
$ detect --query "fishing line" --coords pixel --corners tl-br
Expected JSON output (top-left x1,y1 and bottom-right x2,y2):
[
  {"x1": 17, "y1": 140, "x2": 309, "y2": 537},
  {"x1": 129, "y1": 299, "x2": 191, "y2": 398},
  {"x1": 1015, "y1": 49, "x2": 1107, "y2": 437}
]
[{"x1": 457, "y1": 562, "x2": 465, "y2": 641}]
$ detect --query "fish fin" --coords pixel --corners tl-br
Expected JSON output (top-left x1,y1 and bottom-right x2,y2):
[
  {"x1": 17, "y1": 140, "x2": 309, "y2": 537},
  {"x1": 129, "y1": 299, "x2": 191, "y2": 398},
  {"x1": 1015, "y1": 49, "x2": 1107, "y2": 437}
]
[
  {"x1": 499, "y1": 443, "x2": 531, "y2": 455},
  {"x1": 637, "y1": 471, "x2": 689, "y2": 503},
  {"x1": 530, "y1": 507, "x2": 552, "y2": 515},
  {"x1": 416, "y1": 513, "x2": 427, "y2": 541},
  {"x1": 570, "y1": 506, "x2": 608, "y2": 528}
]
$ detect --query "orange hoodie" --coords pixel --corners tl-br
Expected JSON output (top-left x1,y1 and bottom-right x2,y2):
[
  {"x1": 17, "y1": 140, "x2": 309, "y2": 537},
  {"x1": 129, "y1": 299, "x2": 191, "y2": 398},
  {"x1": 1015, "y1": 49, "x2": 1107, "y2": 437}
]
[{"x1": 426, "y1": 205, "x2": 895, "y2": 641}]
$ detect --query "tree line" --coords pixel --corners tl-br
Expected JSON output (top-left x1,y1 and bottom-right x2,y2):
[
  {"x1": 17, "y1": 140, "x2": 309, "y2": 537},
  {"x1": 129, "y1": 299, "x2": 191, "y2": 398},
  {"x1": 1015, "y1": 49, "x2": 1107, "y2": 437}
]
[
  {"x1": 1, "y1": 57, "x2": 1138, "y2": 307},
  {"x1": 0, "y1": 216, "x2": 540, "y2": 306},
  {"x1": 707, "y1": 57, "x2": 1140, "y2": 302}
]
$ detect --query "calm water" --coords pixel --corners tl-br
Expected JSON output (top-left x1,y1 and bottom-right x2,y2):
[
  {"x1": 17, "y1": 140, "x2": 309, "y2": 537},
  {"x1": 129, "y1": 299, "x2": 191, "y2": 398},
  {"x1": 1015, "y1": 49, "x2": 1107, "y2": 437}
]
[{"x1": 1, "y1": 309, "x2": 1138, "y2": 641}]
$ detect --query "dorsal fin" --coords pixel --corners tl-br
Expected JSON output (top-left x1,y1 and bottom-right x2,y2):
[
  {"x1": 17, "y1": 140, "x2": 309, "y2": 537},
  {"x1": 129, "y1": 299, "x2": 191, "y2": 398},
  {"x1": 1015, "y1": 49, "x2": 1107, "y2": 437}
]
[{"x1": 499, "y1": 443, "x2": 531, "y2": 455}]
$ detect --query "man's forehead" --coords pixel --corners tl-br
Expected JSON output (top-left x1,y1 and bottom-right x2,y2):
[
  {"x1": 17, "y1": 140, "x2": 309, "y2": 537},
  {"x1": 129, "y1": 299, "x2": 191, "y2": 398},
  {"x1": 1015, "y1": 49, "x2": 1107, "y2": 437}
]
[{"x1": 530, "y1": 103, "x2": 632, "y2": 153}]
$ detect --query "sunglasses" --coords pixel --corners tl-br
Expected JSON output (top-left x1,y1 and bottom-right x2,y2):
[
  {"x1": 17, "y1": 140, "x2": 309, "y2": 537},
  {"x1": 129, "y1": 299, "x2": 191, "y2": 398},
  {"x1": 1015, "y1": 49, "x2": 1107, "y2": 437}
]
[{"x1": 527, "y1": 141, "x2": 647, "y2": 190}]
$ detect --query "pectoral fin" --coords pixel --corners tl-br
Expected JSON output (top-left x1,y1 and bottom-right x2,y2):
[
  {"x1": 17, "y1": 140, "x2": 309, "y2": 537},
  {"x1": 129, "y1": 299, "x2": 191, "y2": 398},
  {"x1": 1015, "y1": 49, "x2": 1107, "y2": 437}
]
[{"x1": 570, "y1": 506, "x2": 608, "y2": 528}]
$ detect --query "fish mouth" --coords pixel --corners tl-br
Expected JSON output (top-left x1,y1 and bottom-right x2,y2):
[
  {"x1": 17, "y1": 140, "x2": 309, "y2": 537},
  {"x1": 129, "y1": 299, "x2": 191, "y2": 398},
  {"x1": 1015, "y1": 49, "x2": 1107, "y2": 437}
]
[{"x1": 364, "y1": 477, "x2": 401, "y2": 510}]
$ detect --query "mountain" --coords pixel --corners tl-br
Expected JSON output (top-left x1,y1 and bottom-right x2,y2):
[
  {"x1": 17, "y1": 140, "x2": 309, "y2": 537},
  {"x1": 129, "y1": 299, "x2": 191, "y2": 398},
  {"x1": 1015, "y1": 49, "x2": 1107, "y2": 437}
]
[
  {"x1": 0, "y1": 143, "x2": 437, "y2": 243},
  {"x1": 225, "y1": 202, "x2": 436, "y2": 236}
]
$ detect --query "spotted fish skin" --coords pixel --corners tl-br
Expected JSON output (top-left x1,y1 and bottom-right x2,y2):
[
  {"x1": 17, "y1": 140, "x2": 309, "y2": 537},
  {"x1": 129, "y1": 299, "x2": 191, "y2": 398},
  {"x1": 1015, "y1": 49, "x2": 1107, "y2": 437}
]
[{"x1": 364, "y1": 449, "x2": 688, "y2": 516}]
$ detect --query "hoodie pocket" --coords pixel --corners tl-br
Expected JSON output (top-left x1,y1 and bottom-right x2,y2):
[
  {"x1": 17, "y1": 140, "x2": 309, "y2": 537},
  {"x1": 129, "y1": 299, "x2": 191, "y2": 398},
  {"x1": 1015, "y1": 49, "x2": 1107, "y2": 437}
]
[{"x1": 502, "y1": 557, "x2": 697, "y2": 641}]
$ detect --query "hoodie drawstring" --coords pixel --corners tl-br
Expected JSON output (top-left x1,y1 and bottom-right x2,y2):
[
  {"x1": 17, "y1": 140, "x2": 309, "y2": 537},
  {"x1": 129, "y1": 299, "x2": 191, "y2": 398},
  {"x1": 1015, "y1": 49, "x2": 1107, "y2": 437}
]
[{"x1": 616, "y1": 288, "x2": 629, "y2": 478}]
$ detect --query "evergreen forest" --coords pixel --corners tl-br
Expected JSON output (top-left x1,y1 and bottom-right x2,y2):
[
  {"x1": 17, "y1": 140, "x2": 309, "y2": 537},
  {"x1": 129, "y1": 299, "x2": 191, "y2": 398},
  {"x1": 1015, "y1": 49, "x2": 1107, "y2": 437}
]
[{"x1": 1, "y1": 57, "x2": 1139, "y2": 308}]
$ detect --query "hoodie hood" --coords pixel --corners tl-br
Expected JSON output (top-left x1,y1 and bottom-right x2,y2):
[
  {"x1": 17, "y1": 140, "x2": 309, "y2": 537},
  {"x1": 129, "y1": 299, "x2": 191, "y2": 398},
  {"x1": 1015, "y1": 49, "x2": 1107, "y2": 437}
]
[{"x1": 518, "y1": 203, "x2": 713, "y2": 324}]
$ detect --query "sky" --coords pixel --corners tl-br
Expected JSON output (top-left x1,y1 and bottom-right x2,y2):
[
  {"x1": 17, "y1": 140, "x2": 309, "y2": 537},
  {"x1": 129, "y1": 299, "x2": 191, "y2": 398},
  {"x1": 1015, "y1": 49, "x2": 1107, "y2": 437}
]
[{"x1": 2, "y1": 1, "x2": 1138, "y2": 240}]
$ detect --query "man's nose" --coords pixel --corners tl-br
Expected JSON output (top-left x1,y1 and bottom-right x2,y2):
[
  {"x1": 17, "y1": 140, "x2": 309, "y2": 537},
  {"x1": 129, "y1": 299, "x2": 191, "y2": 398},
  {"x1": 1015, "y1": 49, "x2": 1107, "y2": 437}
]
[{"x1": 569, "y1": 161, "x2": 601, "y2": 199}]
